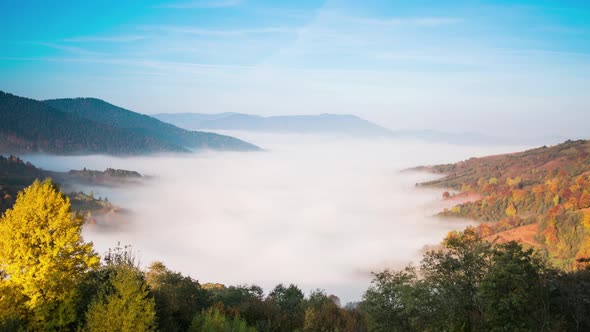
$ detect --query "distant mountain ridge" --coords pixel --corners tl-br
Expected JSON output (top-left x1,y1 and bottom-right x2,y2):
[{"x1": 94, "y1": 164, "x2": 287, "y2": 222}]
[
  {"x1": 154, "y1": 112, "x2": 394, "y2": 137},
  {"x1": 43, "y1": 98, "x2": 259, "y2": 152},
  {"x1": 154, "y1": 112, "x2": 545, "y2": 145}
]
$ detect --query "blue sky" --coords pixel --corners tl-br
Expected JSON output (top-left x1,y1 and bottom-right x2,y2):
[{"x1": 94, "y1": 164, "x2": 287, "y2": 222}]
[{"x1": 1, "y1": 0, "x2": 589, "y2": 137}]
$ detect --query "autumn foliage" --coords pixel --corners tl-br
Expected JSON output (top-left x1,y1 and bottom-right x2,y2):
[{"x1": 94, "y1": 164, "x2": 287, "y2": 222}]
[{"x1": 420, "y1": 140, "x2": 590, "y2": 268}]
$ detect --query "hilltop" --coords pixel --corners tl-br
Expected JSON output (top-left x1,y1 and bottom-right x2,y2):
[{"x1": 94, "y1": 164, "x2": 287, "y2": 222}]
[{"x1": 416, "y1": 139, "x2": 590, "y2": 269}]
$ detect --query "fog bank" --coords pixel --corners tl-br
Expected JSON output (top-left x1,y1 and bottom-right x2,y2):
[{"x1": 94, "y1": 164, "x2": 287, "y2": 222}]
[{"x1": 23, "y1": 134, "x2": 531, "y2": 303}]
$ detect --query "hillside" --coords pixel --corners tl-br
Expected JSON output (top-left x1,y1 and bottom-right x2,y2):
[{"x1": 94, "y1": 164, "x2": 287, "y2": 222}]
[
  {"x1": 0, "y1": 91, "x2": 186, "y2": 155},
  {"x1": 45, "y1": 98, "x2": 259, "y2": 151},
  {"x1": 153, "y1": 112, "x2": 394, "y2": 136},
  {"x1": 0, "y1": 154, "x2": 138, "y2": 215},
  {"x1": 416, "y1": 139, "x2": 590, "y2": 269}
]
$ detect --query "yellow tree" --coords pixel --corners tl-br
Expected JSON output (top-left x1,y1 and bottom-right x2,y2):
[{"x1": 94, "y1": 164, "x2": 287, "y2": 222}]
[{"x1": 0, "y1": 179, "x2": 99, "y2": 329}]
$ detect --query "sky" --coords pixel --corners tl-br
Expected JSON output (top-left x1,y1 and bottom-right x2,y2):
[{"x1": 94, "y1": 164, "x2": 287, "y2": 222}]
[{"x1": 1, "y1": 0, "x2": 589, "y2": 138}]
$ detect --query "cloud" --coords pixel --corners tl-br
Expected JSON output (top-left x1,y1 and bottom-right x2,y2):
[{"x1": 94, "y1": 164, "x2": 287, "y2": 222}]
[
  {"x1": 141, "y1": 25, "x2": 293, "y2": 37},
  {"x1": 157, "y1": 0, "x2": 241, "y2": 9},
  {"x1": 349, "y1": 16, "x2": 463, "y2": 27},
  {"x1": 32, "y1": 42, "x2": 105, "y2": 56},
  {"x1": 63, "y1": 35, "x2": 148, "y2": 43}
]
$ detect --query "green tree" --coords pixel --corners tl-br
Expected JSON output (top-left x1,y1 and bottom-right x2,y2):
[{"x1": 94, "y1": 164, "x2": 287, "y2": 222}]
[
  {"x1": 146, "y1": 261, "x2": 211, "y2": 332},
  {"x1": 304, "y1": 290, "x2": 367, "y2": 332},
  {"x1": 207, "y1": 284, "x2": 268, "y2": 328},
  {"x1": 361, "y1": 267, "x2": 429, "y2": 332},
  {"x1": 85, "y1": 246, "x2": 156, "y2": 332},
  {"x1": 554, "y1": 269, "x2": 590, "y2": 331},
  {"x1": 268, "y1": 284, "x2": 305, "y2": 331},
  {"x1": 479, "y1": 242, "x2": 558, "y2": 331},
  {"x1": 420, "y1": 228, "x2": 491, "y2": 331},
  {"x1": 0, "y1": 179, "x2": 98, "y2": 330},
  {"x1": 189, "y1": 307, "x2": 256, "y2": 332}
]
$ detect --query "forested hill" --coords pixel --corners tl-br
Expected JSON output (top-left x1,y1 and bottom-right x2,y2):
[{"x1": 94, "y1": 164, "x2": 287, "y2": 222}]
[
  {"x1": 0, "y1": 91, "x2": 186, "y2": 155},
  {"x1": 417, "y1": 139, "x2": 590, "y2": 269},
  {"x1": 44, "y1": 98, "x2": 259, "y2": 151},
  {"x1": 0, "y1": 154, "x2": 137, "y2": 214}
]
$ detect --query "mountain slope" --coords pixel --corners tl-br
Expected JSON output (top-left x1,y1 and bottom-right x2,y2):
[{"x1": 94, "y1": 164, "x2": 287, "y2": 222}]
[
  {"x1": 416, "y1": 139, "x2": 590, "y2": 269},
  {"x1": 0, "y1": 91, "x2": 185, "y2": 155},
  {"x1": 44, "y1": 99, "x2": 259, "y2": 151},
  {"x1": 153, "y1": 112, "x2": 394, "y2": 136}
]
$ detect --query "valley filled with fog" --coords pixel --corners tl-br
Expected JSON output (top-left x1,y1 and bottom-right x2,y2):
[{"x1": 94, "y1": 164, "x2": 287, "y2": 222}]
[{"x1": 23, "y1": 134, "x2": 530, "y2": 303}]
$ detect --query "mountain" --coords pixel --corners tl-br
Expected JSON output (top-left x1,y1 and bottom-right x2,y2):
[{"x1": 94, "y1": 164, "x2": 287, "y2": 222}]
[
  {"x1": 153, "y1": 112, "x2": 394, "y2": 136},
  {"x1": 154, "y1": 112, "x2": 560, "y2": 146},
  {"x1": 415, "y1": 139, "x2": 590, "y2": 269},
  {"x1": 44, "y1": 99, "x2": 259, "y2": 151},
  {"x1": 0, "y1": 91, "x2": 187, "y2": 155}
]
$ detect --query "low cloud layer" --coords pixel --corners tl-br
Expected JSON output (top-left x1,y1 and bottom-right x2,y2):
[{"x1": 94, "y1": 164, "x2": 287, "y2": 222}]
[{"x1": 24, "y1": 134, "x2": 530, "y2": 302}]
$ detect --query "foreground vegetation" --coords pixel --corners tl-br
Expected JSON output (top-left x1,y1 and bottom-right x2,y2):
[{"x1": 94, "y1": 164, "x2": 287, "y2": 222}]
[
  {"x1": 1, "y1": 179, "x2": 589, "y2": 331},
  {"x1": 362, "y1": 229, "x2": 590, "y2": 331}
]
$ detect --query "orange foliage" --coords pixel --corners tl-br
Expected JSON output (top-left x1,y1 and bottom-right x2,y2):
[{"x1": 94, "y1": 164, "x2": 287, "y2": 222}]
[
  {"x1": 477, "y1": 223, "x2": 494, "y2": 238},
  {"x1": 512, "y1": 189, "x2": 527, "y2": 202},
  {"x1": 580, "y1": 193, "x2": 590, "y2": 209},
  {"x1": 543, "y1": 221, "x2": 559, "y2": 246},
  {"x1": 505, "y1": 203, "x2": 517, "y2": 216}
]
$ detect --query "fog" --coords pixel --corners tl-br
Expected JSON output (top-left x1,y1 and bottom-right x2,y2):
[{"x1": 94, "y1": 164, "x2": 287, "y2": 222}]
[{"x1": 23, "y1": 134, "x2": 531, "y2": 303}]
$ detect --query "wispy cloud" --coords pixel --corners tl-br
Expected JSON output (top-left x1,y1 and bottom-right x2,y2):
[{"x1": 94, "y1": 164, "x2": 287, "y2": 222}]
[
  {"x1": 157, "y1": 0, "x2": 241, "y2": 9},
  {"x1": 351, "y1": 16, "x2": 463, "y2": 27},
  {"x1": 63, "y1": 35, "x2": 148, "y2": 43},
  {"x1": 374, "y1": 52, "x2": 482, "y2": 66},
  {"x1": 141, "y1": 25, "x2": 294, "y2": 36},
  {"x1": 30, "y1": 42, "x2": 104, "y2": 56}
]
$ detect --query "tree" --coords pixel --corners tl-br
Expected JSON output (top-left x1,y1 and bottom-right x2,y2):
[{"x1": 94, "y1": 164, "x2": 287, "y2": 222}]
[
  {"x1": 189, "y1": 307, "x2": 256, "y2": 332},
  {"x1": 554, "y1": 269, "x2": 590, "y2": 331},
  {"x1": 505, "y1": 202, "x2": 517, "y2": 216},
  {"x1": 479, "y1": 242, "x2": 558, "y2": 331},
  {"x1": 303, "y1": 290, "x2": 355, "y2": 332},
  {"x1": 420, "y1": 228, "x2": 491, "y2": 331},
  {"x1": 361, "y1": 267, "x2": 427, "y2": 331},
  {"x1": 146, "y1": 261, "x2": 210, "y2": 332},
  {"x1": 0, "y1": 179, "x2": 98, "y2": 330},
  {"x1": 268, "y1": 284, "x2": 305, "y2": 331},
  {"x1": 207, "y1": 284, "x2": 268, "y2": 327},
  {"x1": 84, "y1": 245, "x2": 156, "y2": 332},
  {"x1": 579, "y1": 193, "x2": 590, "y2": 209}
]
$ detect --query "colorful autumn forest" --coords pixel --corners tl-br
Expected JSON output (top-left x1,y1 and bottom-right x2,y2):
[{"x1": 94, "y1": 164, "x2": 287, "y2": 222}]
[{"x1": 419, "y1": 139, "x2": 590, "y2": 269}]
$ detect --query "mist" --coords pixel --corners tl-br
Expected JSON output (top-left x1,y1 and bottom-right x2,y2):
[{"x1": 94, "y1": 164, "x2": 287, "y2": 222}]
[{"x1": 23, "y1": 134, "x2": 532, "y2": 303}]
